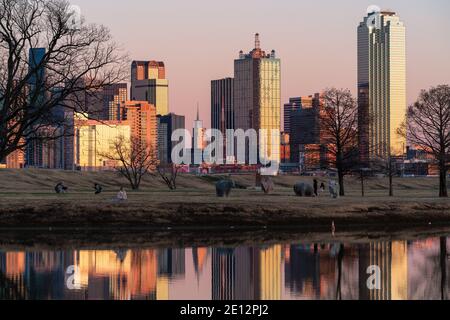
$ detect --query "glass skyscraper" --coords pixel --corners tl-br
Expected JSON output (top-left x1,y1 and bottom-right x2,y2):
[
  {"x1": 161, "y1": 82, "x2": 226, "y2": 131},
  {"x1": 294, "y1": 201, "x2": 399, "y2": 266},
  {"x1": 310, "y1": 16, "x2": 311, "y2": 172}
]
[
  {"x1": 358, "y1": 10, "x2": 406, "y2": 161},
  {"x1": 234, "y1": 34, "x2": 281, "y2": 168}
]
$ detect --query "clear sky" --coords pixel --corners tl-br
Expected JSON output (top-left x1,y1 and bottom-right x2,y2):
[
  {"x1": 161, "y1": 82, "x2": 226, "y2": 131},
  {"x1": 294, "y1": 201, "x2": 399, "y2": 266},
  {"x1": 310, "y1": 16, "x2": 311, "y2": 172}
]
[{"x1": 72, "y1": 0, "x2": 450, "y2": 128}]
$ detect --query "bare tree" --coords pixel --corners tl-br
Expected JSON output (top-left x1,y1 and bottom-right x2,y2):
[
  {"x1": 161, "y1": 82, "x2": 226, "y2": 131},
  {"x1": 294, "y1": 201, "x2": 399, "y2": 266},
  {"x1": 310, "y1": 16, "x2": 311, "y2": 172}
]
[
  {"x1": 99, "y1": 136, "x2": 158, "y2": 190},
  {"x1": 0, "y1": 0, "x2": 127, "y2": 162},
  {"x1": 399, "y1": 85, "x2": 450, "y2": 197},
  {"x1": 157, "y1": 164, "x2": 180, "y2": 190},
  {"x1": 321, "y1": 88, "x2": 359, "y2": 196}
]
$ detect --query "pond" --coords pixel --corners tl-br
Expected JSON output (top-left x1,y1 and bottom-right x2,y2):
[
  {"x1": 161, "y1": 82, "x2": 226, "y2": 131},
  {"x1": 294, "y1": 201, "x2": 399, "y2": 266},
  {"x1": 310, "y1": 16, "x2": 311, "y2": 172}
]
[{"x1": 0, "y1": 233, "x2": 448, "y2": 300}]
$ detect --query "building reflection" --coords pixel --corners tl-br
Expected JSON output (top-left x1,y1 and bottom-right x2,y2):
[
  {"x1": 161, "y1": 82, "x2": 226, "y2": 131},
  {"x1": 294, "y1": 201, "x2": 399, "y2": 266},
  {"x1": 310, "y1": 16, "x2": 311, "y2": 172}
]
[
  {"x1": 358, "y1": 241, "x2": 408, "y2": 300},
  {"x1": 284, "y1": 244, "x2": 339, "y2": 299},
  {"x1": 212, "y1": 245, "x2": 282, "y2": 300},
  {"x1": 0, "y1": 237, "x2": 448, "y2": 300}
]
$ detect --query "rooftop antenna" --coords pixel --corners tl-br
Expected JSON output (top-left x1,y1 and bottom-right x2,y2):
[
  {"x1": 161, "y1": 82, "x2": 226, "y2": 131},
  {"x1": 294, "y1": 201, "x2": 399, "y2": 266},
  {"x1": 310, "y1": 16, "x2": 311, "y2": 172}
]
[
  {"x1": 255, "y1": 33, "x2": 260, "y2": 49},
  {"x1": 196, "y1": 102, "x2": 200, "y2": 121}
]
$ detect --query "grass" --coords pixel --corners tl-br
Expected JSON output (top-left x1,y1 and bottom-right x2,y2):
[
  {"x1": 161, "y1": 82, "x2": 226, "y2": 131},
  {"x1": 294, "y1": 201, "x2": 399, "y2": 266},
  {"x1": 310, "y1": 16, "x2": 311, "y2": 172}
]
[{"x1": 0, "y1": 168, "x2": 448, "y2": 230}]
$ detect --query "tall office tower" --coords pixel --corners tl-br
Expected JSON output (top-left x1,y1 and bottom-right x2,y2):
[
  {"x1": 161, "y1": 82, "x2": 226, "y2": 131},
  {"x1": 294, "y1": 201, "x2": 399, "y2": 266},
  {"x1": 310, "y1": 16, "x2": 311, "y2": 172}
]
[
  {"x1": 211, "y1": 78, "x2": 234, "y2": 163},
  {"x1": 358, "y1": 10, "x2": 406, "y2": 162},
  {"x1": 103, "y1": 83, "x2": 128, "y2": 120},
  {"x1": 234, "y1": 34, "x2": 281, "y2": 168},
  {"x1": 131, "y1": 61, "x2": 169, "y2": 116},
  {"x1": 157, "y1": 113, "x2": 185, "y2": 164},
  {"x1": 211, "y1": 78, "x2": 235, "y2": 134},
  {"x1": 289, "y1": 93, "x2": 330, "y2": 169},
  {"x1": 26, "y1": 48, "x2": 47, "y2": 167},
  {"x1": 28, "y1": 48, "x2": 46, "y2": 107},
  {"x1": 120, "y1": 101, "x2": 158, "y2": 153},
  {"x1": 283, "y1": 94, "x2": 320, "y2": 134},
  {"x1": 283, "y1": 97, "x2": 301, "y2": 135}
]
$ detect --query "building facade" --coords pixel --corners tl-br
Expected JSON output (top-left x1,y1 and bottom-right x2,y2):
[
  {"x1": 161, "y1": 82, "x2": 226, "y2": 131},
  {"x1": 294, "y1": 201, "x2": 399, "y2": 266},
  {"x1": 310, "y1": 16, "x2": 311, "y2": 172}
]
[
  {"x1": 234, "y1": 34, "x2": 281, "y2": 169},
  {"x1": 120, "y1": 101, "x2": 158, "y2": 153},
  {"x1": 211, "y1": 78, "x2": 235, "y2": 135},
  {"x1": 358, "y1": 10, "x2": 406, "y2": 161},
  {"x1": 131, "y1": 61, "x2": 169, "y2": 116},
  {"x1": 284, "y1": 94, "x2": 320, "y2": 135},
  {"x1": 157, "y1": 113, "x2": 185, "y2": 164},
  {"x1": 104, "y1": 83, "x2": 128, "y2": 121},
  {"x1": 75, "y1": 120, "x2": 130, "y2": 170},
  {"x1": 289, "y1": 93, "x2": 330, "y2": 170}
]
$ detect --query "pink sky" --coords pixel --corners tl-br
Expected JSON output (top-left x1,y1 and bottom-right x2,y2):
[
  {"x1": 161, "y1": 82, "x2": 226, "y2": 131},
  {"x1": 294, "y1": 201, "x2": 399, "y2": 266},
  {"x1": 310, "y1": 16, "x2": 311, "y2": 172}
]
[{"x1": 72, "y1": 0, "x2": 450, "y2": 128}]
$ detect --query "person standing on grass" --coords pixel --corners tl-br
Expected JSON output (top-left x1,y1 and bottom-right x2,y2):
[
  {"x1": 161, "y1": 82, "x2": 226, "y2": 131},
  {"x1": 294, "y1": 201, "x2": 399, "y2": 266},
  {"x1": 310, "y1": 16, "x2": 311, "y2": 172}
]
[{"x1": 313, "y1": 179, "x2": 319, "y2": 197}]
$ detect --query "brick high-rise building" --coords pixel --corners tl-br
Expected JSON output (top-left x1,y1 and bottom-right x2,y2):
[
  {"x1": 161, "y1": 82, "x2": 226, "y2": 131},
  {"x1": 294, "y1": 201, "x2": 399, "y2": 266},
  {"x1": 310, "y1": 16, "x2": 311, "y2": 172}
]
[{"x1": 120, "y1": 101, "x2": 158, "y2": 153}]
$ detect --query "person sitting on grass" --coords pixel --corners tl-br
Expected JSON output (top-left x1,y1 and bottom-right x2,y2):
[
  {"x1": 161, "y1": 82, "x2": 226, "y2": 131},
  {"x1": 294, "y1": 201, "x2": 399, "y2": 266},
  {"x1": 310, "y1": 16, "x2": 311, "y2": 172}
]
[
  {"x1": 116, "y1": 187, "x2": 128, "y2": 202},
  {"x1": 320, "y1": 182, "x2": 326, "y2": 193},
  {"x1": 94, "y1": 183, "x2": 103, "y2": 195},
  {"x1": 55, "y1": 182, "x2": 68, "y2": 194}
]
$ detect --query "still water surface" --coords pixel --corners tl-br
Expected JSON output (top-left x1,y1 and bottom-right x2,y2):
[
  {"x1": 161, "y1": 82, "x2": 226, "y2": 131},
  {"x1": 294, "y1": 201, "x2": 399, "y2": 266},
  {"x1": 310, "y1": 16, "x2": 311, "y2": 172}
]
[{"x1": 0, "y1": 235, "x2": 449, "y2": 300}]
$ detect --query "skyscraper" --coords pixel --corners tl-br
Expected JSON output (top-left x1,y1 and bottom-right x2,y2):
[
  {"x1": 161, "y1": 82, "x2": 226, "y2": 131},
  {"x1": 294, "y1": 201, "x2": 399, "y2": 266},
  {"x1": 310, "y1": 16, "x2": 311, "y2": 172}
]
[
  {"x1": 211, "y1": 78, "x2": 234, "y2": 135},
  {"x1": 104, "y1": 83, "x2": 128, "y2": 121},
  {"x1": 120, "y1": 101, "x2": 158, "y2": 152},
  {"x1": 157, "y1": 113, "x2": 185, "y2": 164},
  {"x1": 234, "y1": 34, "x2": 281, "y2": 168},
  {"x1": 131, "y1": 61, "x2": 169, "y2": 116},
  {"x1": 283, "y1": 94, "x2": 320, "y2": 135},
  {"x1": 289, "y1": 95, "x2": 331, "y2": 169},
  {"x1": 358, "y1": 10, "x2": 406, "y2": 161}
]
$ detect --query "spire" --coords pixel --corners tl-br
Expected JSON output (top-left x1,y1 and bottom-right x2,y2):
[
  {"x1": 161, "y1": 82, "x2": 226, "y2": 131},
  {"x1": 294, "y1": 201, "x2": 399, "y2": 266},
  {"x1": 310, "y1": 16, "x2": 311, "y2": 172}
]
[
  {"x1": 196, "y1": 102, "x2": 200, "y2": 121},
  {"x1": 255, "y1": 33, "x2": 260, "y2": 49}
]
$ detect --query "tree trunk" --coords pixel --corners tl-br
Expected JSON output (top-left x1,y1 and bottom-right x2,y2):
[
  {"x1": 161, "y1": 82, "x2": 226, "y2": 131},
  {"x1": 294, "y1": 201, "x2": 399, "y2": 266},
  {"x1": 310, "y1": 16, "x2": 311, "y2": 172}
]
[
  {"x1": 439, "y1": 166, "x2": 448, "y2": 198},
  {"x1": 338, "y1": 169, "x2": 345, "y2": 197}
]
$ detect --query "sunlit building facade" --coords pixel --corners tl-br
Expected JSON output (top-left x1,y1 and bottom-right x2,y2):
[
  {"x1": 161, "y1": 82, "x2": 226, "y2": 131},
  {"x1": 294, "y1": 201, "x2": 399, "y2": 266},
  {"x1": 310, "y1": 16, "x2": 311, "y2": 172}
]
[
  {"x1": 120, "y1": 101, "x2": 158, "y2": 153},
  {"x1": 234, "y1": 34, "x2": 281, "y2": 169},
  {"x1": 131, "y1": 61, "x2": 169, "y2": 116},
  {"x1": 358, "y1": 10, "x2": 406, "y2": 161},
  {"x1": 75, "y1": 119, "x2": 130, "y2": 170}
]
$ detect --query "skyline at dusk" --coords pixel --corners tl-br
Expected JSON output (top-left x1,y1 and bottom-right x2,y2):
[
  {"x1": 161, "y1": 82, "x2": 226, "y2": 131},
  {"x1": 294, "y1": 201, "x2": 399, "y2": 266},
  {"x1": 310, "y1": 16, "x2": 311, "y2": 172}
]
[
  {"x1": 1, "y1": 0, "x2": 450, "y2": 306},
  {"x1": 71, "y1": 0, "x2": 450, "y2": 127}
]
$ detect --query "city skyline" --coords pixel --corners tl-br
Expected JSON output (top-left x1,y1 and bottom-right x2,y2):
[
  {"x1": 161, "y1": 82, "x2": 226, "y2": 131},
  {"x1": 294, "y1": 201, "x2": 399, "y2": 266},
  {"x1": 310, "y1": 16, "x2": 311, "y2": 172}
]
[{"x1": 71, "y1": 0, "x2": 450, "y2": 128}]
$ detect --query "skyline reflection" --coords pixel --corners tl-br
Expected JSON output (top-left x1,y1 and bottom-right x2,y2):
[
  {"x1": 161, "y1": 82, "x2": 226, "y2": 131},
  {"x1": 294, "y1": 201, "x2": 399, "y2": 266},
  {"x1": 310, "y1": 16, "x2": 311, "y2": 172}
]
[{"x1": 0, "y1": 238, "x2": 448, "y2": 300}]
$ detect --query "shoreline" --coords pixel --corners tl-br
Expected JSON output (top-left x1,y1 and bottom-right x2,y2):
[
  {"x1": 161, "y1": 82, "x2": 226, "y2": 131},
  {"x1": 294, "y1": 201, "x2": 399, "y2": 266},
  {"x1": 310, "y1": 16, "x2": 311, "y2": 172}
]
[
  {"x1": 0, "y1": 198, "x2": 449, "y2": 230},
  {"x1": 1, "y1": 224, "x2": 450, "y2": 251}
]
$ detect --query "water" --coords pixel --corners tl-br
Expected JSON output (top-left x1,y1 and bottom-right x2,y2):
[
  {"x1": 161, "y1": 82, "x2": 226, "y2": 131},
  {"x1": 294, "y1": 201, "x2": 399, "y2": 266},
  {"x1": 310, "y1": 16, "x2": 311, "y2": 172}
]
[{"x1": 0, "y1": 235, "x2": 449, "y2": 300}]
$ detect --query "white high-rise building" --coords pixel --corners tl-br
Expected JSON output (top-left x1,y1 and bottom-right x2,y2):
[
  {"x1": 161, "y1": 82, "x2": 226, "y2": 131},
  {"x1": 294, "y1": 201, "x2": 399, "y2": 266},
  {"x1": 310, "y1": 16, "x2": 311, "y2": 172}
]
[{"x1": 358, "y1": 10, "x2": 406, "y2": 161}]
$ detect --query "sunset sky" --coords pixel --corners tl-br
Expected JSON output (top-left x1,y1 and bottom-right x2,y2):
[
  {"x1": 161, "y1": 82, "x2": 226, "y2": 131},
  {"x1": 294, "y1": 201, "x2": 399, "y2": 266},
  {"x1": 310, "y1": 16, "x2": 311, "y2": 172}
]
[{"x1": 72, "y1": 0, "x2": 450, "y2": 128}]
